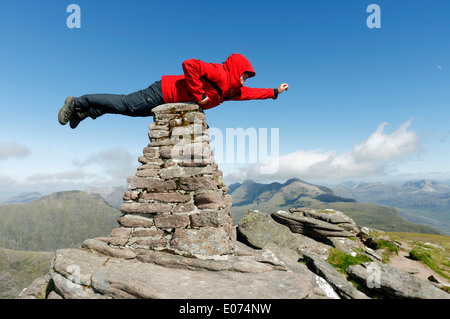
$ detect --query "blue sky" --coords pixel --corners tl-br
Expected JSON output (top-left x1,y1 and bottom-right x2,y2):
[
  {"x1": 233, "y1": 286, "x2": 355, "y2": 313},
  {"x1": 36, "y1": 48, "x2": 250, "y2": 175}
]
[{"x1": 1, "y1": 0, "x2": 450, "y2": 199}]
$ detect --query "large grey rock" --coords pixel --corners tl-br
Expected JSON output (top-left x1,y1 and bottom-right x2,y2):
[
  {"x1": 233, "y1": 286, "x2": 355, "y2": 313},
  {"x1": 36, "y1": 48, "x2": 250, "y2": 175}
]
[
  {"x1": 237, "y1": 210, "x2": 298, "y2": 249},
  {"x1": 82, "y1": 238, "x2": 136, "y2": 259},
  {"x1": 271, "y1": 210, "x2": 355, "y2": 238},
  {"x1": 44, "y1": 247, "x2": 335, "y2": 299},
  {"x1": 50, "y1": 268, "x2": 108, "y2": 299},
  {"x1": 136, "y1": 249, "x2": 274, "y2": 273},
  {"x1": 297, "y1": 208, "x2": 359, "y2": 232},
  {"x1": 329, "y1": 236, "x2": 382, "y2": 261},
  {"x1": 329, "y1": 237, "x2": 362, "y2": 256},
  {"x1": 302, "y1": 252, "x2": 369, "y2": 299},
  {"x1": 346, "y1": 262, "x2": 450, "y2": 299},
  {"x1": 18, "y1": 274, "x2": 52, "y2": 299},
  {"x1": 292, "y1": 233, "x2": 332, "y2": 257},
  {"x1": 91, "y1": 258, "x2": 307, "y2": 299},
  {"x1": 52, "y1": 248, "x2": 110, "y2": 287}
]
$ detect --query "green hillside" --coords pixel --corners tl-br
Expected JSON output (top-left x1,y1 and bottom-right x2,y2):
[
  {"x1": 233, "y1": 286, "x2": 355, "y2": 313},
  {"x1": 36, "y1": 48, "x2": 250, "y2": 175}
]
[
  {"x1": 0, "y1": 191, "x2": 121, "y2": 252},
  {"x1": 229, "y1": 179, "x2": 441, "y2": 234},
  {"x1": 0, "y1": 247, "x2": 53, "y2": 299}
]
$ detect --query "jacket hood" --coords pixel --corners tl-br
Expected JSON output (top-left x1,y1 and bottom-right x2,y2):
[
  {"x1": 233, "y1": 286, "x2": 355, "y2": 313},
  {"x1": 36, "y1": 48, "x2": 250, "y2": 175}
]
[{"x1": 223, "y1": 53, "x2": 255, "y2": 89}]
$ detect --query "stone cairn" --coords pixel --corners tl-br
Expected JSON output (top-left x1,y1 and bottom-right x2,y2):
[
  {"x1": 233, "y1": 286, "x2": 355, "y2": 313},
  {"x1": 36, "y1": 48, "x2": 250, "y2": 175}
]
[{"x1": 108, "y1": 103, "x2": 235, "y2": 258}]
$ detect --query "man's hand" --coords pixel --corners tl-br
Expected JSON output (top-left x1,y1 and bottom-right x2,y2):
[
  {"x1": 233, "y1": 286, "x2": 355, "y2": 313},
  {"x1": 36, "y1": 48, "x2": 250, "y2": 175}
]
[
  {"x1": 199, "y1": 96, "x2": 209, "y2": 105},
  {"x1": 278, "y1": 83, "x2": 289, "y2": 94}
]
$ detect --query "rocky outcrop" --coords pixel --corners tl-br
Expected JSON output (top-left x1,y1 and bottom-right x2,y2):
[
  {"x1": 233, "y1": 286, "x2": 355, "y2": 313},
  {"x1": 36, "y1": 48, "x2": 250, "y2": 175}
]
[
  {"x1": 21, "y1": 204, "x2": 450, "y2": 299},
  {"x1": 237, "y1": 210, "x2": 298, "y2": 249},
  {"x1": 40, "y1": 243, "x2": 340, "y2": 299},
  {"x1": 234, "y1": 208, "x2": 449, "y2": 299},
  {"x1": 347, "y1": 262, "x2": 450, "y2": 299},
  {"x1": 18, "y1": 103, "x2": 450, "y2": 300},
  {"x1": 302, "y1": 252, "x2": 370, "y2": 299},
  {"x1": 271, "y1": 208, "x2": 358, "y2": 238}
]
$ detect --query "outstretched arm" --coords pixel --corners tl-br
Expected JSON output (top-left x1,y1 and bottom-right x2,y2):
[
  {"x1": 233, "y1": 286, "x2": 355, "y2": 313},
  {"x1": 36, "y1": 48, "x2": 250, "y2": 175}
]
[{"x1": 227, "y1": 83, "x2": 289, "y2": 101}]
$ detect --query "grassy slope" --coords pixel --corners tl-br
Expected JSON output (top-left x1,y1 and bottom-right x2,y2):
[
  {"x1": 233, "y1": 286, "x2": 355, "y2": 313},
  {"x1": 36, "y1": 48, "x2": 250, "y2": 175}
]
[
  {"x1": 0, "y1": 191, "x2": 121, "y2": 252},
  {"x1": 0, "y1": 190, "x2": 121, "y2": 299},
  {"x1": 390, "y1": 232, "x2": 450, "y2": 282},
  {"x1": 0, "y1": 247, "x2": 53, "y2": 299}
]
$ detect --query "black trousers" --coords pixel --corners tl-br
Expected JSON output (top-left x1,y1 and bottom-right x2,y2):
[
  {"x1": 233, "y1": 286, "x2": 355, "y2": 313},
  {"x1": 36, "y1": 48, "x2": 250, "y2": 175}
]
[{"x1": 74, "y1": 81, "x2": 165, "y2": 118}]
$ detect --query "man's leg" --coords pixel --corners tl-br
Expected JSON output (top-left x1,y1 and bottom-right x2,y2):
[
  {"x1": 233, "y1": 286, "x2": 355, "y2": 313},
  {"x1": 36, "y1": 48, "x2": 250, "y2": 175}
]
[
  {"x1": 59, "y1": 81, "x2": 165, "y2": 128},
  {"x1": 74, "y1": 93, "x2": 141, "y2": 117}
]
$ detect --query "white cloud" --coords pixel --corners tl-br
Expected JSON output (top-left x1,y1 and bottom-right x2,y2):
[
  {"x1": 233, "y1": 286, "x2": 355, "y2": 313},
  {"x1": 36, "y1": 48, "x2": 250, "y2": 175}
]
[
  {"x1": 226, "y1": 120, "x2": 421, "y2": 182},
  {"x1": 0, "y1": 174, "x2": 17, "y2": 187},
  {"x1": 352, "y1": 121, "x2": 419, "y2": 162},
  {"x1": 0, "y1": 147, "x2": 137, "y2": 200},
  {"x1": 26, "y1": 170, "x2": 86, "y2": 182},
  {"x1": 74, "y1": 147, "x2": 136, "y2": 180},
  {"x1": 0, "y1": 141, "x2": 30, "y2": 160},
  {"x1": 0, "y1": 171, "x2": 88, "y2": 200}
]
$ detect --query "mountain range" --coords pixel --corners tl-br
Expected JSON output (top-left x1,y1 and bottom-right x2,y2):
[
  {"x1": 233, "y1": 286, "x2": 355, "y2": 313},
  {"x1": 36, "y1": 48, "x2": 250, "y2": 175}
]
[
  {"x1": 0, "y1": 178, "x2": 446, "y2": 254},
  {"x1": 228, "y1": 178, "x2": 440, "y2": 234},
  {"x1": 84, "y1": 185, "x2": 127, "y2": 209},
  {"x1": 82, "y1": 180, "x2": 450, "y2": 235},
  {"x1": 0, "y1": 192, "x2": 43, "y2": 204},
  {"x1": 332, "y1": 180, "x2": 450, "y2": 235},
  {"x1": 0, "y1": 190, "x2": 121, "y2": 252}
]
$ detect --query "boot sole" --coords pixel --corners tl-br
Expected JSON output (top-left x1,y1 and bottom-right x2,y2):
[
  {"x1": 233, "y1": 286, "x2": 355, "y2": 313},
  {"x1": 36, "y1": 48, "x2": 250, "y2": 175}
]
[
  {"x1": 69, "y1": 113, "x2": 86, "y2": 129},
  {"x1": 58, "y1": 96, "x2": 76, "y2": 125}
]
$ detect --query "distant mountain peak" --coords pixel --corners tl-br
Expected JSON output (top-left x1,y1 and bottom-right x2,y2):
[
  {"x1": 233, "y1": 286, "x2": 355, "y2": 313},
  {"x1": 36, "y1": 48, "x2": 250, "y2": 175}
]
[
  {"x1": 285, "y1": 177, "x2": 305, "y2": 184},
  {"x1": 0, "y1": 192, "x2": 43, "y2": 204},
  {"x1": 401, "y1": 180, "x2": 449, "y2": 194},
  {"x1": 84, "y1": 185, "x2": 119, "y2": 197}
]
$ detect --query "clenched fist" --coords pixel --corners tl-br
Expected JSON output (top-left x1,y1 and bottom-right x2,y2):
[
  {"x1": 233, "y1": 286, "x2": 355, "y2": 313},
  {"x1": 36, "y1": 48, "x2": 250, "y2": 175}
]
[{"x1": 278, "y1": 83, "x2": 289, "y2": 94}]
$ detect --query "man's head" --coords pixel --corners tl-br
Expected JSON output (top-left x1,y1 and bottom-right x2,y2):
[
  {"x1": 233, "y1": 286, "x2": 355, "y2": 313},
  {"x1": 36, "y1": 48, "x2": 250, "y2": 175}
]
[
  {"x1": 240, "y1": 71, "x2": 251, "y2": 85},
  {"x1": 223, "y1": 53, "x2": 255, "y2": 88}
]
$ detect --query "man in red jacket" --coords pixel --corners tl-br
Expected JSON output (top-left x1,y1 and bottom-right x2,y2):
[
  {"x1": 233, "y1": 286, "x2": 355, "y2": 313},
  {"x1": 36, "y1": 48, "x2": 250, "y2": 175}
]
[{"x1": 58, "y1": 53, "x2": 289, "y2": 129}]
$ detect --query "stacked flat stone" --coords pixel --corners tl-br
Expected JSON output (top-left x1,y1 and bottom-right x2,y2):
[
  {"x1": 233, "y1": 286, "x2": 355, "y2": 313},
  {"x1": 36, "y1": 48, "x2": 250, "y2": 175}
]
[{"x1": 108, "y1": 103, "x2": 235, "y2": 258}]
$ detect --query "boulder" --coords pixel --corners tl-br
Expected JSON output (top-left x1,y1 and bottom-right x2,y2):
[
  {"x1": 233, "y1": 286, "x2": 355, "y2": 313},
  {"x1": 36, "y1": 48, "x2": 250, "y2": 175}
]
[
  {"x1": 18, "y1": 274, "x2": 52, "y2": 299},
  {"x1": 302, "y1": 252, "x2": 369, "y2": 299},
  {"x1": 293, "y1": 233, "x2": 332, "y2": 257},
  {"x1": 237, "y1": 210, "x2": 298, "y2": 249},
  {"x1": 271, "y1": 210, "x2": 355, "y2": 238},
  {"x1": 135, "y1": 249, "x2": 274, "y2": 273},
  {"x1": 329, "y1": 236, "x2": 383, "y2": 261},
  {"x1": 82, "y1": 238, "x2": 136, "y2": 259},
  {"x1": 293, "y1": 208, "x2": 359, "y2": 233},
  {"x1": 42, "y1": 245, "x2": 336, "y2": 299},
  {"x1": 346, "y1": 262, "x2": 450, "y2": 299}
]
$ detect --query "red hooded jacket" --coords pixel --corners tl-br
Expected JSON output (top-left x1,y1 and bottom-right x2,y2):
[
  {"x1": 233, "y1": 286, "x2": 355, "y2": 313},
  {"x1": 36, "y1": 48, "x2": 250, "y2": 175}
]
[{"x1": 160, "y1": 53, "x2": 277, "y2": 110}]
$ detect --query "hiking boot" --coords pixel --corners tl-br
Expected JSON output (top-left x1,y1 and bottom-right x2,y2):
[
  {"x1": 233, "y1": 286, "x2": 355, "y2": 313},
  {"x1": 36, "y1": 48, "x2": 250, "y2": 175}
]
[
  {"x1": 58, "y1": 96, "x2": 77, "y2": 125},
  {"x1": 69, "y1": 110, "x2": 89, "y2": 129}
]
